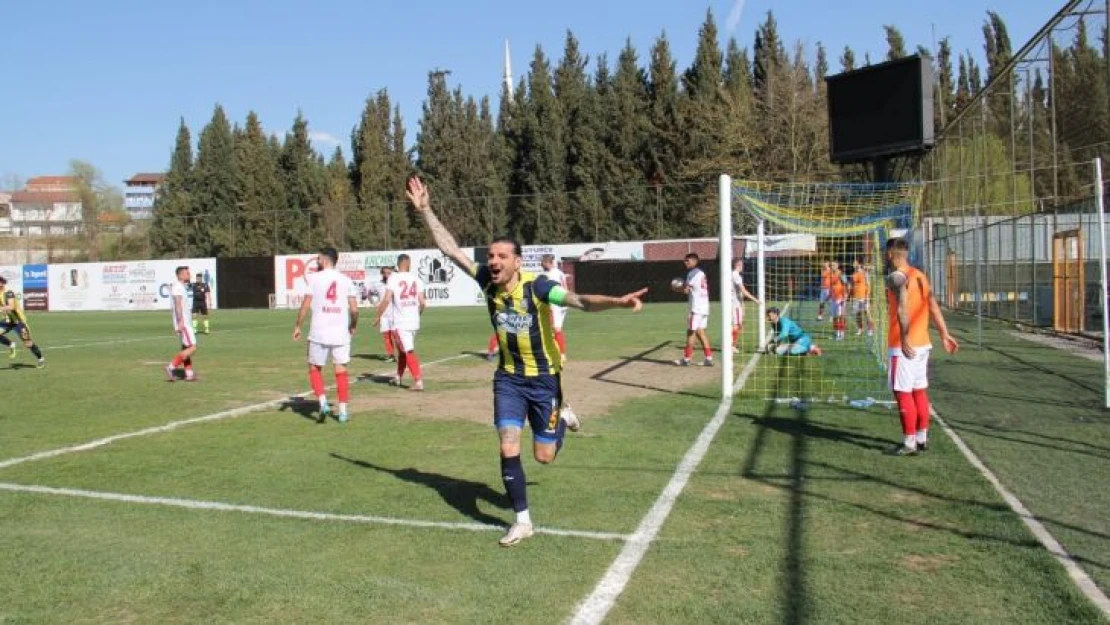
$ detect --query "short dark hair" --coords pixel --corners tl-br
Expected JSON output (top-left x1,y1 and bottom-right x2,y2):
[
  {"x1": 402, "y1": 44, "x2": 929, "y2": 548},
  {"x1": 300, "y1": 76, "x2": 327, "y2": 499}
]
[
  {"x1": 886, "y1": 238, "x2": 910, "y2": 252},
  {"x1": 175, "y1": 266, "x2": 188, "y2": 277},
  {"x1": 397, "y1": 253, "x2": 410, "y2": 264},
  {"x1": 766, "y1": 306, "x2": 780, "y2": 315},
  {"x1": 685, "y1": 253, "x2": 699, "y2": 262},
  {"x1": 541, "y1": 253, "x2": 555, "y2": 263},
  {"x1": 490, "y1": 236, "x2": 522, "y2": 257},
  {"x1": 0, "y1": 275, "x2": 7, "y2": 285}
]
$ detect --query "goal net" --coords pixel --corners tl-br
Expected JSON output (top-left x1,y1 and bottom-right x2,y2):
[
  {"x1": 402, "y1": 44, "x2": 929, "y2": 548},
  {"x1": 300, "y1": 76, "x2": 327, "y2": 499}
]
[{"x1": 724, "y1": 178, "x2": 924, "y2": 407}]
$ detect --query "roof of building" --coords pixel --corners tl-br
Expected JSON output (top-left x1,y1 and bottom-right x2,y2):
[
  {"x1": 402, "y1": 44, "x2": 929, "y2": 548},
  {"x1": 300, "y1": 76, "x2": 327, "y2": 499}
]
[
  {"x1": 11, "y1": 190, "x2": 81, "y2": 204},
  {"x1": 125, "y1": 172, "x2": 167, "y2": 184},
  {"x1": 25, "y1": 175, "x2": 78, "y2": 190}
]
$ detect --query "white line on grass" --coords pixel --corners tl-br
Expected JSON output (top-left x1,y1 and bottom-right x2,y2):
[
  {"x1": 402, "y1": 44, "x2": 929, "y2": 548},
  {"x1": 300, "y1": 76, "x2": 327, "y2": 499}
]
[
  {"x1": 568, "y1": 347, "x2": 763, "y2": 625},
  {"x1": 0, "y1": 482, "x2": 630, "y2": 542},
  {"x1": 47, "y1": 324, "x2": 288, "y2": 350},
  {"x1": 932, "y1": 408, "x2": 1110, "y2": 618},
  {"x1": 0, "y1": 353, "x2": 470, "y2": 471}
]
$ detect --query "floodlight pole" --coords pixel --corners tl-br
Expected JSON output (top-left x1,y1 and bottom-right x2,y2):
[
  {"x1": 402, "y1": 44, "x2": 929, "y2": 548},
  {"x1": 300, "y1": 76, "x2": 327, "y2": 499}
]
[
  {"x1": 1094, "y1": 157, "x2": 1109, "y2": 408},
  {"x1": 719, "y1": 174, "x2": 734, "y2": 398}
]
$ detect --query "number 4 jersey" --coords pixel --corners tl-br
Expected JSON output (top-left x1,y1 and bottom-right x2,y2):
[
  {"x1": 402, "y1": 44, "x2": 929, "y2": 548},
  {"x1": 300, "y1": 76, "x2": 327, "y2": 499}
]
[
  {"x1": 308, "y1": 267, "x2": 356, "y2": 346},
  {"x1": 386, "y1": 271, "x2": 424, "y2": 331}
]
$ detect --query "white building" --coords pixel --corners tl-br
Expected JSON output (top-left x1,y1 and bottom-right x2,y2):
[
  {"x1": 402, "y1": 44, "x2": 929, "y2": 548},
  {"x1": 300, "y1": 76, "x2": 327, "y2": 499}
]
[
  {"x1": 0, "y1": 192, "x2": 11, "y2": 235},
  {"x1": 123, "y1": 172, "x2": 165, "y2": 221},
  {"x1": 10, "y1": 176, "x2": 83, "y2": 235}
]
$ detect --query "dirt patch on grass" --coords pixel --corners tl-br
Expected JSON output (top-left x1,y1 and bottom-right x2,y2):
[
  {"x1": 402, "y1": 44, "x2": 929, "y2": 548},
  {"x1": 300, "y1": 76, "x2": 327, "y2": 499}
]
[
  {"x1": 1009, "y1": 331, "x2": 1103, "y2": 362},
  {"x1": 348, "y1": 356, "x2": 716, "y2": 424},
  {"x1": 902, "y1": 553, "x2": 960, "y2": 572}
]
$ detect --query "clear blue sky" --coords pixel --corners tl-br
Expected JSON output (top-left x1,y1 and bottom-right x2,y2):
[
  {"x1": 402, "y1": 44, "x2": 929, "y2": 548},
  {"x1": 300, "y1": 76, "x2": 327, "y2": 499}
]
[{"x1": 0, "y1": 0, "x2": 1052, "y2": 190}]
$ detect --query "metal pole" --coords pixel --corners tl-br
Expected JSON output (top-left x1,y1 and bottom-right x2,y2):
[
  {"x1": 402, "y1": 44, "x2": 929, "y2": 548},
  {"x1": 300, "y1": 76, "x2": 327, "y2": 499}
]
[
  {"x1": 1049, "y1": 26, "x2": 1060, "y2": 202},
  {"x1": 1010, "y1": 71, "x2": 1020, "y2": 322},
  {"x1": 719, "y1": 175, "x2": 733, "y2": 398},
  {"x1": 1095, "y1": 158, "x2": 1109, "y2": 408},
  {"x1": 1028, "y1": 68, "x2": 1037, "y2": 324},
  {"x1": 975, "y1": 202, "x2": 983, "y2": 348},
  {"x1": 757, "y1": 218, "x2": 767, "y2": 350}
]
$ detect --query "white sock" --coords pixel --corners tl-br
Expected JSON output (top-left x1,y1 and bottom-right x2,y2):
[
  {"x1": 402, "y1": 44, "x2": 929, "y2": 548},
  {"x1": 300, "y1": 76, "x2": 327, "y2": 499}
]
[
  {"x1": 916, "y1": 429, "x2": 928, "y2": 445},
  {"x1": 339, "y1": 402, "x2": 348, "y2": 414},
  {"x1": 903, "y1": 435, "x2": 917, "y2": 449},
  {"x1": 318, "y1": 395, "x2": 328, "y2": 406},
  {"x1": 516, "y1": 509, "x2": 532, "y2": 525}
]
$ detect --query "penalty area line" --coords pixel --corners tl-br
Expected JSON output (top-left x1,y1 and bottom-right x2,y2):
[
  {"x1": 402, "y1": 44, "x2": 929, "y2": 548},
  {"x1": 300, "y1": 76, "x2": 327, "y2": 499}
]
[
  {"x1": 568, "y1": 345, "x2": 764, "y2": 625},
  {"x1": 0, "y1": 353, "x2": 470, "y2": 471},
  {"x1": 932, "y1": 408, "x2": 1110, "y2": 618},
  {"x1": 47, "y1": 324, "x2": 289, "y2": 350},
  {"x1": 0, "y1": 482, "x2": 629, "y2": 542}
]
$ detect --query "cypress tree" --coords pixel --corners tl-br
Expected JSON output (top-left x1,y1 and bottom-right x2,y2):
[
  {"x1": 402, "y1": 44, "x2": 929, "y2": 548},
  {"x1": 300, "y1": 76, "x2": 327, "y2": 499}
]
[
  {"x1": 152, "y1": 118, "x2": 194, "y2": 257},
  {"x1": 192, "y1": 104, "x2": 237, "y2": 256},
  {"x1": 232, "y1": 111, "x2": 287, "y2": 255}
]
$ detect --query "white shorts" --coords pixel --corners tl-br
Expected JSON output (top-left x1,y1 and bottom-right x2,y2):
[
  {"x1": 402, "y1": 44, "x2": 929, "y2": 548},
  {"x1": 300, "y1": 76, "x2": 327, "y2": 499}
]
[
  {"x1": 550, "y1": 307, "x2": 567, "y2": 330},
  {"x1": 688, "y1": 312, "x2": 709, "y2": 331},
  {"x1": 888, "y1": 347, "x2": 930, "y2": 392},
  {"x1": 177, "y1": 326, "x2": 197, "y2": 349},
  {"x1": 308, "y1": 341, "x2": 351, "y2": 367},
  {"x1": 379, "y1": 315, "x2": 394, "y2": 333},
  {"x1": 392, "y1": 329, "x2": 417, "y2": 353},
  {"x1": 732, "y1": 302, "x2": 744, "y2": 326},
  {"x1": 852, "y1": 299, "x2": 869, "y2": 314}
]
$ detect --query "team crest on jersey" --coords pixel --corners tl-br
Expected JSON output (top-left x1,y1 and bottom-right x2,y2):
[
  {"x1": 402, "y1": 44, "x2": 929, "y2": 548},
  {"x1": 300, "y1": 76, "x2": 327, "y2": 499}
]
[{"x1": 495, "y1": 311, "x2": 533, "y2": 334}]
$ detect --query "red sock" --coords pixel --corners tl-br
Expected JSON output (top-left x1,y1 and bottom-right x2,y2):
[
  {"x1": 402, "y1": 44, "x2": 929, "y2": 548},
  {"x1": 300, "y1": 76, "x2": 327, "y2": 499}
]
[
  {"x1": 732, "y1": 327, "x2": 739, "y2": 346},
  {"x1": 684, "y1": 345, "x2": 694, "y2": 359},
  {"x1": 554, "y1": 330, "x2": 566, "y2": 355},
  {"x1": 396, "y1": 351, "x2": 407, "y2": 379},
  {"x1": 382, "y1": 332, "x2": 394, "y2": 357},
  {"x1": 912, "y1": 388, "x2": 930, "y2": 432},
  {"x1": 703, "y1": 345, "x2": 713, "y2": 358},
  {"x1": 183, "y1": 357, "x2": 193, "y2": 372},
  {"x1": 336, "y1": 370, "x2": 350, "y2": 403},
  {"x1": 309, "y1": 367, "x2": 325, "y2": 397},
  {"x1": 487, "y1": 334, "x2": 499, "y2": 353},
  {"x1": 894, "y1": 391, "x2": 917, "y2": 436},
  {"x1": 171, "y1": 355, "x2": 184, "y2": 367},
  {"x1": 406, "y1": 352, "x2": 422, "y2": 380}
]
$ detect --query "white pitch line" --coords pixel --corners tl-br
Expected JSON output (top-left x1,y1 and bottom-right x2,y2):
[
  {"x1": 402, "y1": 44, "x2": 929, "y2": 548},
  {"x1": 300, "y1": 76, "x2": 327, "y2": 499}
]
[
  {"x1": 48, "y1": 324, "x2": 288, "y2": 350},
  {"x1": 0, "y1": 353, "x2": 470, "y2": 471},
  {"x1": 932, "y1": 408, "x2": 1110, "y2": 618},
  {"x1": 0, "y1": 482, "x2": 630, "y2": 542},
  {"x1": 569, "y1": 346, "x2": 763, "y2": 625}
]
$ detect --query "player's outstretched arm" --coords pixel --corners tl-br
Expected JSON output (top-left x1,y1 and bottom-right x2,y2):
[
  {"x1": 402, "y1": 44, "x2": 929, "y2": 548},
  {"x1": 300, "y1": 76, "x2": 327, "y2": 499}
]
[
  {"x1": 928, "y1": 294, "x2": 959, "y2": 354},
  {"x1": 406, "y1": 176, "x2": 475, "y2": 275},
  {"x1": 292, "y1": 294, "x2": 312, "y2": 341},
  {"x1": 562, "y1": 288, "x2": 648, "y2": 313}
]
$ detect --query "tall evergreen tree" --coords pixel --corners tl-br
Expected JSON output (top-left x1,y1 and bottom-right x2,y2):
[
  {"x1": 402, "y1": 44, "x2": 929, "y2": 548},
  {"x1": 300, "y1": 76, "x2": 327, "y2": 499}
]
[
  {"x1": 884, "y1": 25, "x2": 907, "y2": 61},
  {"x1": 597, "y1": 42, "x2": 653, "y2": 239},
  {"x1": 232, "y1": 111, "x2": 287, "y2": 255},
  {"x1": 350, "y1": 90, "x2": 394, "y2": 249},
  {"x1": 192, "y1": 104, "x2": 237, "y2": 256},
  {"x1": 319, "y1": 147, "x2": 353, "y2": 247},
  {"x1": 840, "y1": 46, "x2": 856, "y2": 72},
  {"x1": 935, "y1": 37, "x2": 955, "y2": 129},
  {"x1": 151, "y1": 118, "x2": 194, "y2": 256},
  {"x1": 646, "y1": 32, "x2": 683, "y2": 237},
  {"x1": 556, "y1": 31, "x2": 604, "y2": 242},
  {"x1": 280, "y1": 112, "x2": 326, "y2": 250}
]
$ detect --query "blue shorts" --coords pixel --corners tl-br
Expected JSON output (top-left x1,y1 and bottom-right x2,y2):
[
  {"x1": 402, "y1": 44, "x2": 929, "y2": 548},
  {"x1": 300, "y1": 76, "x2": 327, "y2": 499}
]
[
  {"x1": 493, "y1": 370, "x2": 563, "y2": 444},
  {"x1": 0, "y1": 321, "x2": 30, "y2": 341},
  {"x1": 790, "y1": 336, "x2": 812, "y2": 355}
]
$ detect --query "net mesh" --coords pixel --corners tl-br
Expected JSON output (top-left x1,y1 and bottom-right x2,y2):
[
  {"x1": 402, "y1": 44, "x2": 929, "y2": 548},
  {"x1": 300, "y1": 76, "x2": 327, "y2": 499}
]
[{"x1": 731, "y1": 180, "x2": 925, "y2": 406}]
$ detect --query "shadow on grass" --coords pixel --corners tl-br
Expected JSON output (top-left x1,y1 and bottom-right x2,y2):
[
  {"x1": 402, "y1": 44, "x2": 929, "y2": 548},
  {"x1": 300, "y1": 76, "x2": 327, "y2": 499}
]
[
  {"x1": 330, "y1": 453, "x2": 509, "y2": 527},
  {"x1": 589, "y1": 341, "x2": 717, "y2": 401},
  {"x1": 5, "y1": 363, "x2": 38, "y2": 371},
  {"x1": 277, "y1": 396, "x2": 327, "y2": 423},
  {"x1": 951, "y1": 326, "x2": 1103, "y2": 395},
  {"x1": 943, "y1": 418, "x2": 1110, "y2": 461},
  {"x1": 354, "y1": 353, "x2": 394, "y2": 362}
]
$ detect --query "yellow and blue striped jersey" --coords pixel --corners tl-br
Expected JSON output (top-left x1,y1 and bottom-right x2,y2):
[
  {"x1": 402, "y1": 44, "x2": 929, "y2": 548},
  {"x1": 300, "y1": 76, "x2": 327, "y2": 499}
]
[
  {"x1": 1, "y1": 288, "x2": 27, "y2": 325},
  {"x1": 473, "y1": 266, "x2": 562, "y2": 377}
]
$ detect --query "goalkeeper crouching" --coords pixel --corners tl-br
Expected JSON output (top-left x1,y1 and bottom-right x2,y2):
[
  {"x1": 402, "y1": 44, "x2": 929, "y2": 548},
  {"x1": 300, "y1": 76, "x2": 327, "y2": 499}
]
[{"x1": 766, "y1": 307, "x2": 822, "y2": 356}]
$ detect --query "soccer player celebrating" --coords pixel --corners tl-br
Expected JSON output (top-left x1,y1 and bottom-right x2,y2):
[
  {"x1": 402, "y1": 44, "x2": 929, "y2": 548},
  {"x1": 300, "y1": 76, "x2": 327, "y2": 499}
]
[
  {"x1": 406, "y1": 176, "x2": 646, "y2": 547},
  {"x1": 293, "y1": 247, "x2": 359, "y2": 423},
  {"x1": 191, "y1": 273, "x2": 212, "y2": 335},
  {"x1": 730, "y1": 258, "x2": 761, "y2": 353},
  {"x1": 830, "y1": 262, "x2": 848, "y2": 340},
  {"x1": 165, "y1": 266, "x2": 197, "y2": 381},
  {"x1": 540, "y1": 254, "x2": 569, "y2": 364},
  {"x1": 766, "y1": 307, "x2": 822, "y2": 356},
  {"x1": 817, "y1": 260, "x2": 833, "y2": 321},
  {"x1": 672, "y1": 253, "x2": 714, "y2": 366},
  {"x1": 367, "y1": 266, "x2": 397, "y2": 362},
  {"x1": 0, "y1": 275, "x2": 45, "y2": 367},
  {"x1": 851, "y1": 259, "x2": 874, "y2": 336},
  {"x1": 884, "y1": 238, "x2": 959, "y2": 456},
  {"x1": 375, "y1": 254, "x2": 426, "y2": 391}
]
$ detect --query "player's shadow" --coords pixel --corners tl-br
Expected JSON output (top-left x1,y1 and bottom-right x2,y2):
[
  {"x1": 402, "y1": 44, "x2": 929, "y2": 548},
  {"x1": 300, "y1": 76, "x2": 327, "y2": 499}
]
[
  {"x1": 589, "y1": 341, "x2": 716, "y2": 401},
  {"x1": 6, "y1": 363, "x2": 37, "y2": 370},
  {"x1": 277, "y1": 396, "x2": 326, "y2": 423},
  {"x1": 329, "y1": 453, "x2": 511, "y2": 527},
  {"x1": 355, "y1": 353, "x2": 393, "y2": 362}
]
